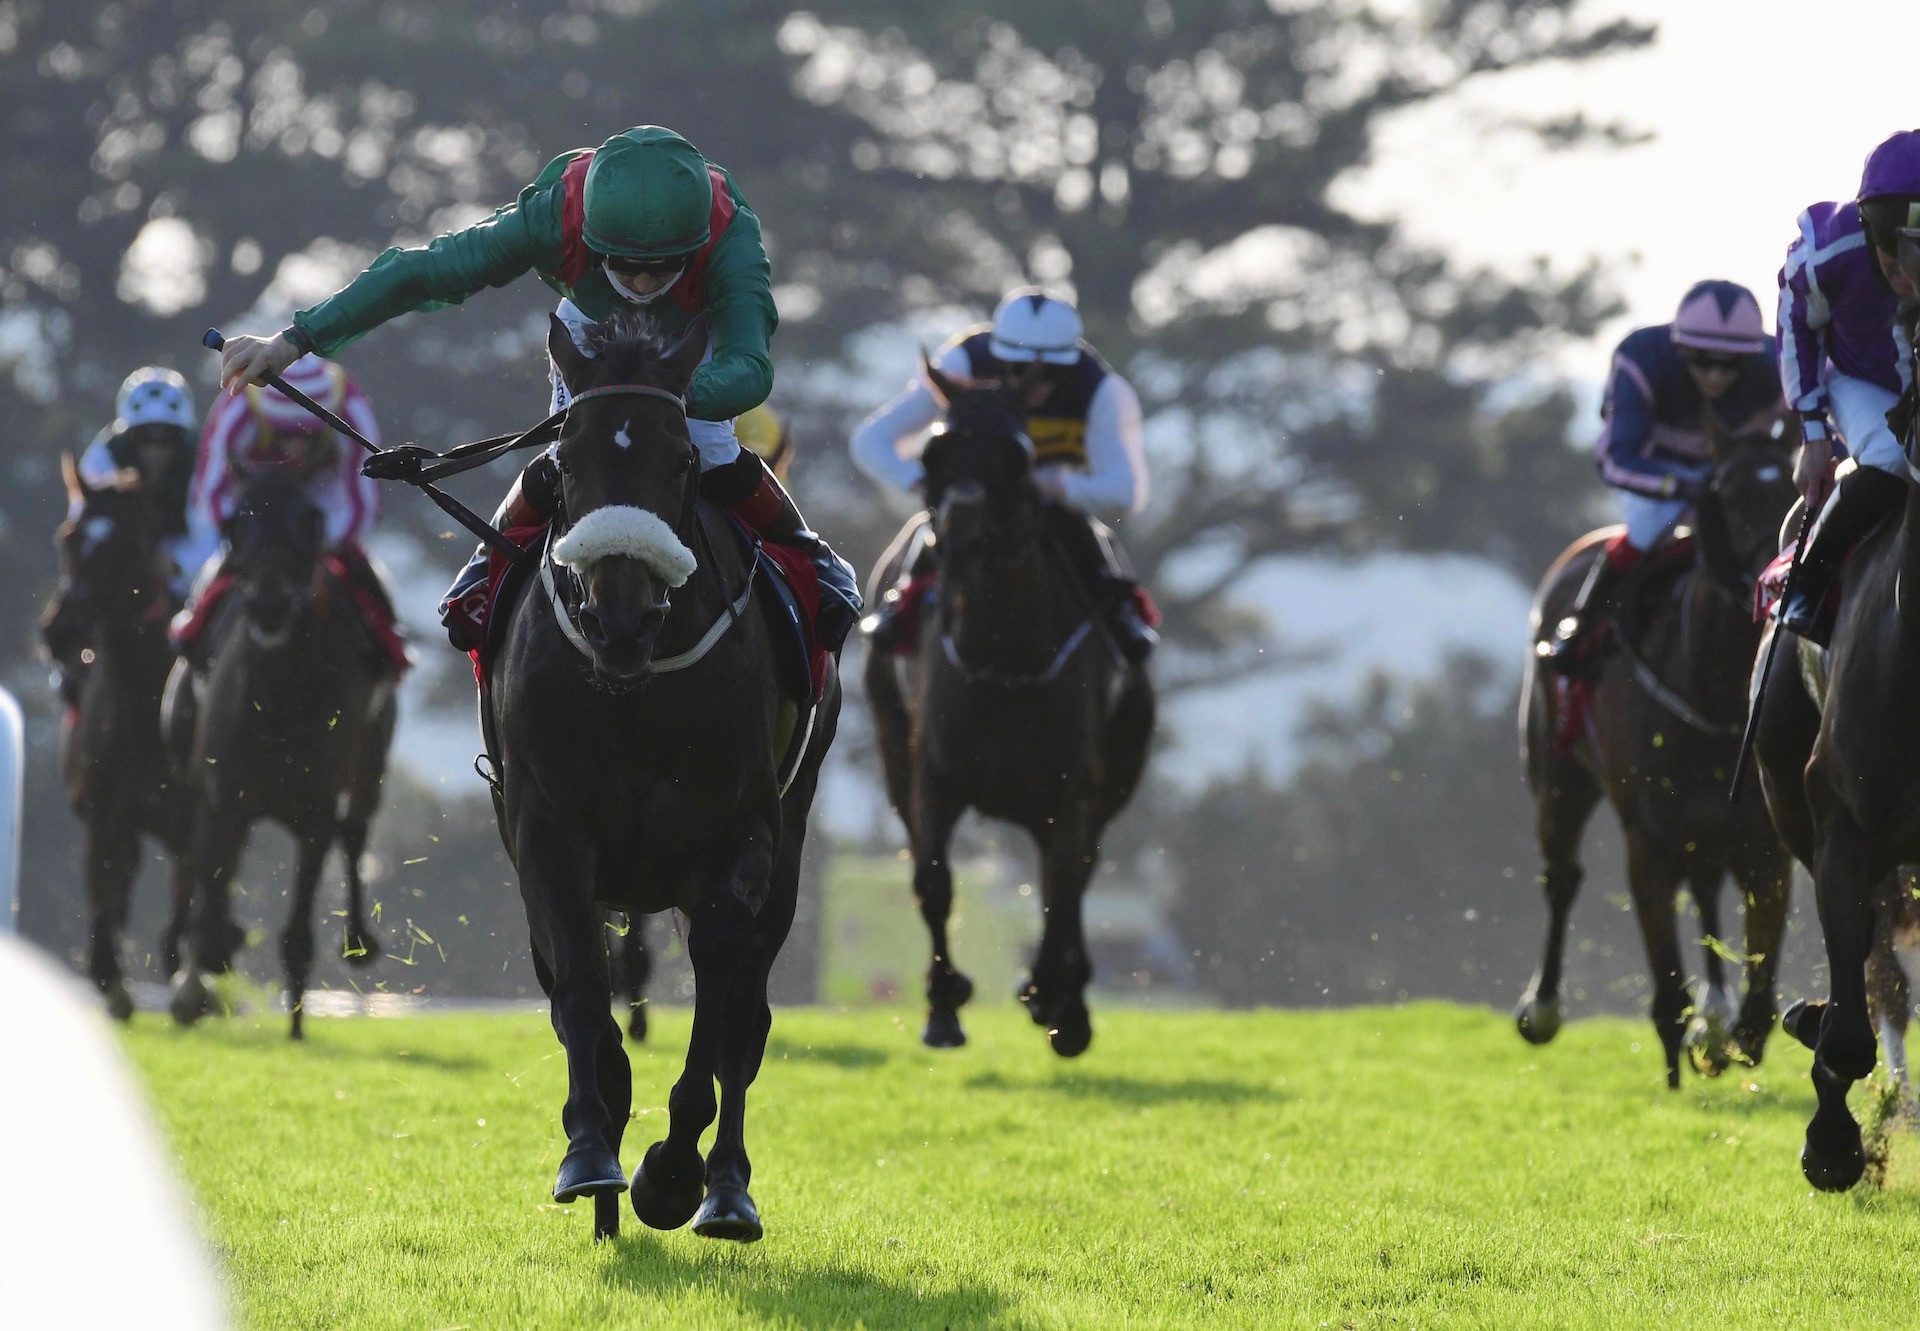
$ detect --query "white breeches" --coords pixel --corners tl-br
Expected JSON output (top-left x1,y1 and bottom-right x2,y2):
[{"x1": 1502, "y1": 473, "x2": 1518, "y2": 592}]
[{"x1": 1618, "y1": 492, "x2": 1689, "y2": 552}]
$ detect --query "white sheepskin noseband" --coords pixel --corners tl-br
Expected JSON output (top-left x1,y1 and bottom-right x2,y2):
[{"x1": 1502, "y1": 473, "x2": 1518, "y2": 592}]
[{"x1": 550, "y1": 505, "x2": 696, "y2": 587}]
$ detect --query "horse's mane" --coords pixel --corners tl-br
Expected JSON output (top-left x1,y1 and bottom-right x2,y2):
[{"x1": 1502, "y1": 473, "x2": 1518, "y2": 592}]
[{"x1": 578, "y1": 310, "x2": 680, "y2": 381}]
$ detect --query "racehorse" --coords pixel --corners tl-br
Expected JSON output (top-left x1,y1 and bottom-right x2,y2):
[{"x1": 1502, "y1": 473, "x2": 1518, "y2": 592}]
[
  {"x1": 483, "y1": 311, "x2": 840, "y2": 1242},
  {"x1": 1752, "y1": 300, "x2": 1920, "y2": 1188},
  {"x1": 865, "y1": 360, "x2": 1154, "y2": 1056},
  {"x1": 164, "y1": 468, "x2": 394, "y2": 1038},
  {"x1": 44, "y1": 456, "x2": 194, "y2": 1019},
  {"x1": 1516, "y1": 416, "x2": 1797, "y2": 1087}
]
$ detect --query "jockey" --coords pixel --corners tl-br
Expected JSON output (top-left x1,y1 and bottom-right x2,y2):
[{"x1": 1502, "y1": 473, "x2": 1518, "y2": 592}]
[
  {"x1": 850, "y1": 287, "x2": 1156, "y2": 661},
  {"x1": 213, "y1": 124, "x2": 860, "y2": 653},
  {"x1": 1539, "y1": 280, "x2": 1785, "y2": 673},
  {"x1": 44, "y1": 367, "x2": 211, "y2": 707},
  {"x1": 1776, "y1": 128, "x2": 1920, "y2": 641},
  {"x1": 171, "y1": 353, "x2": 404, "y2": 673},
  {"x1": 76, "y1": 367, "x2": 211, "y2": 592}
]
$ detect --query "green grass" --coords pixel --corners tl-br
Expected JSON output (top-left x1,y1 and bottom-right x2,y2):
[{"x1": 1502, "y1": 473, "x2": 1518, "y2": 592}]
[{"x1": 123, "y1": 1003, "x2": 1920, "y2": 1330}]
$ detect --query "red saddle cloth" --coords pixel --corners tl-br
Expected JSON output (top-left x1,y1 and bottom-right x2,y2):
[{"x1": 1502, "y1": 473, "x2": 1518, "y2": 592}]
[
  {"x1": 170, "y1": 553, "x2": 411, "y2": 675},
  {"x1": 1753, "y1": 541, "x2": 1813, "y2": 625},
  {"x1": 466, "y1": 523, "x2": 549, "y2": 685}
]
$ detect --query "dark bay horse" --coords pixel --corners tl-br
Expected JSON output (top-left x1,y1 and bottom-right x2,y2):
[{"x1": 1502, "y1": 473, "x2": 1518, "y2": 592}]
[
  {"x1": 44, "y1": 456, "x2": 193, "y2": 1018},
  {"x1": 1752, "y1": 308, "x2": 1920, "y2": 1188},
  {"x1": 486, "y1": 312, "x2": 840, "y2": 1243},
  {"x1": 1517, "y1": 421, "x2": 1796, "y2": 1086},
  {"x1": 865, "y1": 361, "x2": 1154, "y2": 1056},
  {"x1": 165, "y1": 469, "x2": 393, "y2": 1037}
]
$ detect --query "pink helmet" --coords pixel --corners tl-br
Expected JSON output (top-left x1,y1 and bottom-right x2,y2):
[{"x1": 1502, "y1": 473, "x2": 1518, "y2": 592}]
[{"x1": 1671, "y1": 279, "x2": 1768, "y2": 355}]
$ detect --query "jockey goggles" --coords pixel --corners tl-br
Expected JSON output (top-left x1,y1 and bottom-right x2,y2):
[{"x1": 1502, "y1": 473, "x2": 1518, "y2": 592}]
[{"x1": 1680, "y1": 349, "x2": 1743, "y2": 374}]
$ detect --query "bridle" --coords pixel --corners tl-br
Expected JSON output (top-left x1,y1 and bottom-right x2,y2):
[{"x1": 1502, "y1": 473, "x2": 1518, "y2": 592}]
[{"x1": 924, "y1": 415, "x2": 1113, "y2": 688}]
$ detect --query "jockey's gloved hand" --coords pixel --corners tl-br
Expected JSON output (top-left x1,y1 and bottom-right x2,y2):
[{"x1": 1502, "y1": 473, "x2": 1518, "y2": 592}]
[{"x1": 362, "y1": 444, "x2": 434, "y2": 483}]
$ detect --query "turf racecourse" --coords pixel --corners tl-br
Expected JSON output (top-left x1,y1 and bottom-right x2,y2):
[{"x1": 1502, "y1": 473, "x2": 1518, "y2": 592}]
[{"x1": 123, "y1": 1003, "x2": 1920, "y2": 1330}]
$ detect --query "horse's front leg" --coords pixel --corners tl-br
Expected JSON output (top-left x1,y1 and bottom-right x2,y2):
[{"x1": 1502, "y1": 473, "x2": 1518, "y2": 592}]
[
  {"x1": 336, "y1": 810, "x2": 382, "y2": 968},
  {"x1": 633, "y1": 835, "x2": 771, "y2": 1234},
  {"x1": 282, "y1": 824, "x2": 333, "y2": 1040},
  {"x1": 168, "y1": 802, "x2": 248, "y2": 1026},
  {"x1": 83, "y1": 821, "x2": 138, "y2": 1021},
  {"x1": 910, "y1": 777, "x2": 970, "y2": 1048},
  {"x1": 1024, "y1": 817, "x2": 1099, "y2": 1058},
  {"x1": 514, "y1": 807, "x2": 626, "y2": 1209},
  {"x1": 695, "y1": 833, "x2": 791, "y2": 1244},
  {"x1": 1803, "y1": 812, "x2": 1882, "y2": 1190},
  {"x1": 1729, "y1": 839, "x2": 1791, "y2": 1066}
]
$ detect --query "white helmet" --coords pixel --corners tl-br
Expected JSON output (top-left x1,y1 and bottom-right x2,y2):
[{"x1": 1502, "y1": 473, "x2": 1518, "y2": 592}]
[
  {"x1": 114, "y1": 366, "x2": 196, "y2": 433},
  {"x1": 988, "y1": 288, "x2": 1083, "y2": 365}
]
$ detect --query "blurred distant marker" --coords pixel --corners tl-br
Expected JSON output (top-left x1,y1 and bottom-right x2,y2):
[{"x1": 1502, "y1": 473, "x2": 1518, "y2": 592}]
[{"x1": 0, "y1": 686, "x2": 20, "y2": 933}]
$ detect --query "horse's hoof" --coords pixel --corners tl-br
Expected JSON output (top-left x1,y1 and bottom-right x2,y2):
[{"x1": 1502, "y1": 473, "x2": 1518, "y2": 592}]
[
  {"x1": 1782, "y1": 999, "x2": 1823, "y2": 1052},
  {"x1": 1802, "y1": 1124, "x2": 1867, "y2": 1193},
  {"x1": 167, "y1": 972, "x2": 219, "y2": 1027},
  {"x1": 103, "y1": 983, "x2": 135, "y2": 1023},
  {"x1": 630, "y1": 1141, "x2": 703, "y2": 1231},
  {"x1": 1047, "y1": 1009, "x2": 1093, "y2": 1059},
  {"x1": 1684, "y1": 1016, "x2": 1732, "y2": 1078},
  {"x1": 1514, "y1": 993, "x2": 1561, "y2": 1045},
  {"x1": 922, "y1": 1008, "x2": 967, "y2": 1048},
  {"x1": 1016, "y1": 980, "x2": 1050, "y2": 1026},
  {"x1": 626, "y1": 1005, "x2": 648, "y2": 1044},
  {"x1": 553, "y1": 1144, "x2": 627, "y2": 1204},
  {"x1": 342, "y1": 930, "x2": 381, "y2": 968},
  {"x1": 692, "y1": 1185, "x2": 763, "y2": 1243}
]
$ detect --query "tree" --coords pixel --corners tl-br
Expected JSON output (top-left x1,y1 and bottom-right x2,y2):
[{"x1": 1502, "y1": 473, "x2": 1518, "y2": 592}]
[{"x1": 774, "y1": 0, "x2": 1651, "y2": 663}]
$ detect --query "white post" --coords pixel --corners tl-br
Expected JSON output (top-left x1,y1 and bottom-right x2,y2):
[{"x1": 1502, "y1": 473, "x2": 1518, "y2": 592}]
[{"x1": 0, "y1": 686, "x2": 21, "y2": 933}]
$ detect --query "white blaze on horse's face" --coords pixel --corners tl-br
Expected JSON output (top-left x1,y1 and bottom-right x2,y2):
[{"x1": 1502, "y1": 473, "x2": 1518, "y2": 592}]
[
  {"x1": 551, "y1": 504, "x2": 696, "y2": 588},
  {"x1": 614, "y1": 421, "x2": 634, "y2": 451}
]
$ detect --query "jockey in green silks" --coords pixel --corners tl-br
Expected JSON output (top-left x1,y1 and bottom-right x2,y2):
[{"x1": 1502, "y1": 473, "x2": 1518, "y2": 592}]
[{"x1": 217, "y1": 124, "x2": 861, "y2": 651}]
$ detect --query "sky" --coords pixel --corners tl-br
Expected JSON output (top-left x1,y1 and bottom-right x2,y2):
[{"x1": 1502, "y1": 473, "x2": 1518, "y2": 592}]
[{"x1": 1344, "y1": 0, "x2": 1919, "y2": 373}]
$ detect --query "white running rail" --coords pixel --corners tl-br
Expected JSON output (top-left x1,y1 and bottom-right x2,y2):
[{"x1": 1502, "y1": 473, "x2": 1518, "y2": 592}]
[{"x1": 0, "y1": 687, "x2": 21, "y2": 933}]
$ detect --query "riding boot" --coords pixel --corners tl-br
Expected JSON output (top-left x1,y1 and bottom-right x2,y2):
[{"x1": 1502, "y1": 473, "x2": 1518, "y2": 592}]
[
  {"x1": 439, "y1": 453, "x2": 560, "y2": 651},
  {"x1": 1043, "y1": 505, "x2": 1158, "y2": 664},
  {"x1": 332, "y1": 544, "x2": 407, "y2": 676},
  {"x1": 173, "y1": 550, "x2": 232, "y2": 674},
  {"x1": 1780, "y1": 465, "x2": 1907, "y2": 646},
  {"x1": 706, "y1": 451, "x2": 863, "y2": 652},
  {"x1": 1537, "y1": 535, "x2": 1639, "y2": 677}
]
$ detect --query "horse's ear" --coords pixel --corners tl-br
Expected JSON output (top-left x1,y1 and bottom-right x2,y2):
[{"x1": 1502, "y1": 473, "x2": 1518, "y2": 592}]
[
  {"x1": 548, "y1": 313, "x2": 590, "y2": 396},
  {"x1": 60, "y1": 451, "x2": 86, "y2": 505},
  {"x1": 922, "y1": 350, "x2": 961, "y2": 408},
  {"x1": 660, "y1": 314, "x2": 708, "y2": 395}
]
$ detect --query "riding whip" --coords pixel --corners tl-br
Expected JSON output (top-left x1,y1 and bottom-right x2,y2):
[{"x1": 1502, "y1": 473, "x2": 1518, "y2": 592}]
[
  {"x1": 1728, "y1": 500, "x2": 1814, "y2": 802},
  {"x1": 201, "y1": 329, "x2": 523, "y2": 559}
]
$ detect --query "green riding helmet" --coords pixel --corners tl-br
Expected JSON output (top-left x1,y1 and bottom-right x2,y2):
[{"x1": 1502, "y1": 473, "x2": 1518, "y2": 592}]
[{"x1": 582, "y1": 126, "x2": 714, "y2": 261}]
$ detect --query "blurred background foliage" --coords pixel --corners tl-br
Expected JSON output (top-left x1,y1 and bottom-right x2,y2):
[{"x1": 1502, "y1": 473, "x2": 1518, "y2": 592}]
[{"x1": 10, "y1": 0, "x2": 1820, "y2": 1010}]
